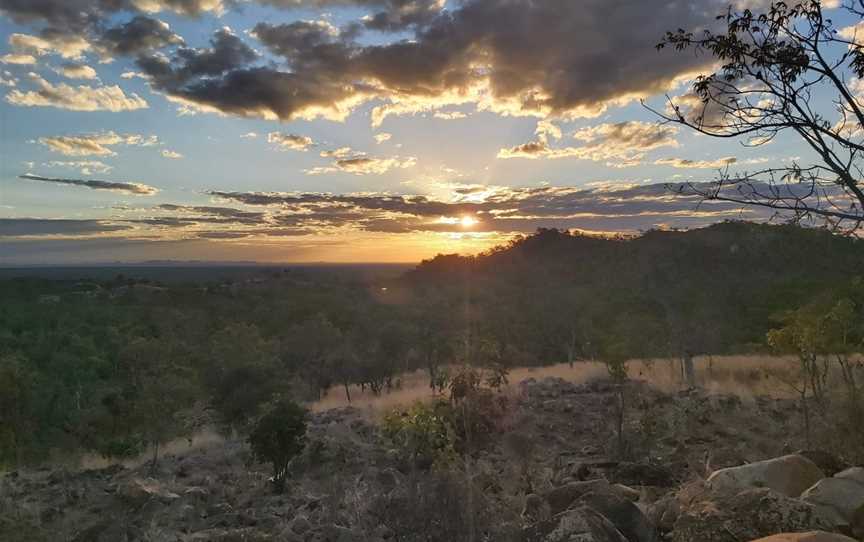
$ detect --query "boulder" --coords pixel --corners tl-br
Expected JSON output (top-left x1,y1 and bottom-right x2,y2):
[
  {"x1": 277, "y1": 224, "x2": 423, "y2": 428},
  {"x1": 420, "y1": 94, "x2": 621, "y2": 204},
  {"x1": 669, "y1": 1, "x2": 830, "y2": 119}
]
[
  {"x1": 578, "y1": 491, "x2": 658, "y2": 542},
  {"x1": 544, "y1": 479, "x2": 646, "y2": 515},
  {"x1": 536, "y1": 507, "x2": 628, "y2": 542},
  {"x1": 117, "y1": 477, "x2": 179, "y2": 506},
  {"x1": 523, "y1": 493, "x2": 552, "y2": 523},
  {"x1": 707, "y1": 455, "x2": 824, "y2": 497},
  {"x1": 612, "y1": 462, "x2": 676, "y2": 487},
  {"x1": 672, "y1": 488, "x2": 836, "y2": 542},
  {"x1": 747, "y1": 532, "x2": 857, "y2": 542},
  {"x1": 800, "y1": 477, "x2": 864, "y2": 535},
  {"x1": 834, "y1": 467, "x2": 864, "y2": 486},
  {"x1": 544, "y1": 479, "x2": 617, "y2": 515},
  {"x1": 797, "y1": 450, "x2": 848, "y2": 477}
]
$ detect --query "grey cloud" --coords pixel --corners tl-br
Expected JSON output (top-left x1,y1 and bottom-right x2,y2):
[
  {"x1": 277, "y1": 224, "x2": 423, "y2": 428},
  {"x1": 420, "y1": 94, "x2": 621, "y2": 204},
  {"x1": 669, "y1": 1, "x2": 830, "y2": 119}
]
[
  {"x1": 99, "y1": 15, "x2": 184, "y2": 57},
  {"x1": 136, "y1": 0, "x2": 739, "y2": 123},
  {"x1": 0, "y1": 218, "x2": 132, "y2": 237},
  {"x1": 19, "y1": 173, "x2": 158, "y2": 195}
]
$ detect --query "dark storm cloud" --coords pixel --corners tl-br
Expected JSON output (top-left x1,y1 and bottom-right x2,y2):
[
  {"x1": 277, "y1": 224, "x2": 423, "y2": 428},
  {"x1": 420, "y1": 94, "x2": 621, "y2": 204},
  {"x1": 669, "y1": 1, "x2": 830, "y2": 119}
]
[
  {"x1": 0, "y1": 0, "x2": 122, "y2": 32},
  {"x1": 256, "y1": 0, "x2": 444, "y2": 30},
  {"x1": 99, "y1": 16, "x2": 184, "y2": 57},
  {"x1": 133, "y1": 0, "x2": 748, "y2": 123},
  {"x1": 0, "y1": 218, "x2": 132, "y2": 237},
  {"x1": 19, "y1": 173, "x2": 158, "y2": 195}
]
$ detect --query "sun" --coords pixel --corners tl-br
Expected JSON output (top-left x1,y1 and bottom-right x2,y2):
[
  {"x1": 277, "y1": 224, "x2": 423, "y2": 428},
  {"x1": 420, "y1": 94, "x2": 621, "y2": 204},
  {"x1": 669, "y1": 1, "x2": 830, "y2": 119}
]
[{"x1": 460, "y1": 215, "x2": 478, "y2": 228}]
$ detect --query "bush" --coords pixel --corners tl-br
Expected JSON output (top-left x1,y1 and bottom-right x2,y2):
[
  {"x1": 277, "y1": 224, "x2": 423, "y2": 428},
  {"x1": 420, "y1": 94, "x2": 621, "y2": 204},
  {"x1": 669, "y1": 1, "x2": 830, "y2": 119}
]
[
  {"x1": 248, "y1": 396, "x2": 308, "y2": 493},
  {"x1": 382, "y1": 400, "x2": 456, "y2": 469}
]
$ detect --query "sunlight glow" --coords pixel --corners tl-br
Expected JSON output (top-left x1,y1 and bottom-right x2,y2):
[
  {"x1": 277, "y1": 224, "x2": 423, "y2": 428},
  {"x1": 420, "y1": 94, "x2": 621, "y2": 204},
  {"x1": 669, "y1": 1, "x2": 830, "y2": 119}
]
[{"x1": 460, "y1": 215, "x2": 478, "y2": 228}]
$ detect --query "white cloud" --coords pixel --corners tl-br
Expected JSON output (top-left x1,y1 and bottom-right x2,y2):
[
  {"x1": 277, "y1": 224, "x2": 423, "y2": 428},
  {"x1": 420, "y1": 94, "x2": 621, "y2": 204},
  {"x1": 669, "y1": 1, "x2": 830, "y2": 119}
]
[
  {"x1": 8, "y1": 33, "x2": 91, "y2": 60},
  {"x1": 374, "y1": 133, "x2": 392, "y2": 144},
  {"x1": 0, "y1": 54, "x2": 37, "y2": 65},
  {"x1": 240, "y1": 132, "x2": 259, "y2": 139},
  {"x1": 53, "y1": 64, "x2": 98, "y2": 80},
  {"x1": 7, "y1": 74, "x2": 148, "y2": 112},
  {"x1": 39, "y1": 132, "x2": 159, "y2": 156},
  {"x1": 45, "y1": 160, "x2": 114, "y2": 175},
  {"x1": 267, "y1": 132, "x2": 315, "y2": 151},
  {"x1": 161, "y1": 149, "x2": 184, "y2": 159}
]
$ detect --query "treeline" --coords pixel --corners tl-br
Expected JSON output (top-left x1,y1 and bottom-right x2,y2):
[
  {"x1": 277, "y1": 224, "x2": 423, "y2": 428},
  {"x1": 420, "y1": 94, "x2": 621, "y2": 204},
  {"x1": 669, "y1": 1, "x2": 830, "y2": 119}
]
[{"x1": 2, "y1": 221, "x2": 864, "y2": 468}]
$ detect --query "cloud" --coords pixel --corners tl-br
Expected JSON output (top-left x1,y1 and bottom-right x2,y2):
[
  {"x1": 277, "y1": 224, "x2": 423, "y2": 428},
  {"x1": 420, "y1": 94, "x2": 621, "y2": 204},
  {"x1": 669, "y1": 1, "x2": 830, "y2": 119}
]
[
  {"x1": 18, "y1": 173, "x2": 159, "y2": 195},
  {"x1": 241, "y1": 131, "x2": 258, "y2": 138},
  {"x1": 307, "y1": 153, "x2": 416, "y2": 175},
  {"x1": 267, "y1": 132, "x2": 315, "y2": 151},
  {"x1": 98, "y1": 16, "x2": 185, "y2": 58},
  {"x1": 8, "y1": 32, "x2": 90, "y2": 59},
  {"x1": 130, "y1": 0, "x2": 733, "y2": 124},
  {"x1": 0, "y1": 70, "x2": 16, "y2": 86},
  {"x1": 433, "y1": 110, "x2": 467, "y2": 120},
  {"x1": 256, "y1": 0, "x2": 445, "y2": 32},
  {"x1": 0, "y1": 53, "x2": 36, "y2": 64},
  {"x1": 161, "y1": 149, "x2": 183, "y2": 159},
  {"x1": 131, "y1": 0, "x2": 225, "y2": 16},
  {"x1": 53, "y1": 62, "x2": 98, "y2": 80},
  {"x1": 45, "y1": 160, "x2": 114, "y2": 174},
  {"x1": 654, "y1": 157, "x2": 737, "y2": 169},
  {"x1": 6, "y1": 74, "x2": 148, "y2": 111},
  {"x1": 0, "y1": 218, "x2": 131, "y2": 237},
  {"x1": 38, "y1": 131, "x2": 159, "y2": 156},
  {"x1": 202, "y1": 180, "x2": 778, "y2": 235},
  {"x1": 374, "y1": 132, "x2": 392, "y2": 143},
  {"x1": 498, "y1": 121, "x2": 678, "y2": 167}
]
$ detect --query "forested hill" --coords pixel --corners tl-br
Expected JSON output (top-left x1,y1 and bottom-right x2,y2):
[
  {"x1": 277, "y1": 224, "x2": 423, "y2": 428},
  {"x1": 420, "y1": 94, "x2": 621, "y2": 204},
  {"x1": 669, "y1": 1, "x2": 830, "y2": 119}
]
[{"x1": 398, "y1": 222, "x2": 864, "y2": 361}]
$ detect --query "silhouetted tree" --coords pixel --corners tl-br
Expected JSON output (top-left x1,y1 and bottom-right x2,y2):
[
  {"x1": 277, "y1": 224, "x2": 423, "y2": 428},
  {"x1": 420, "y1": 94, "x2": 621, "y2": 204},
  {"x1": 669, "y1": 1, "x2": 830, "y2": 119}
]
[{"x1": 652, "y1": 0, "x2": 864, "y2": 233}]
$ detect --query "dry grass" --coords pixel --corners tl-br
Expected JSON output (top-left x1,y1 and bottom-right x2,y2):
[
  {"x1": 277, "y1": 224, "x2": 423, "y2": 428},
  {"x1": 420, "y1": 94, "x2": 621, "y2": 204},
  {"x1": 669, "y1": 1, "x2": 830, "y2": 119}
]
[
  {"x1": 311, "y1": 354, "x2": 803, "y2": 415},
  {"x1": 70, "y1": 355, "x2": 801, "y2": 470}
]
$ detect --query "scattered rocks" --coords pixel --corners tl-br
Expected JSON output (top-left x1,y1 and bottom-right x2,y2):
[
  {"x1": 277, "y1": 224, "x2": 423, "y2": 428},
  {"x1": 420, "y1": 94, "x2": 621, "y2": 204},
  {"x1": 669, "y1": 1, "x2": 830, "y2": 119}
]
[
  {"x1": 533, "y1": 506, "x2": 628, "y2": 542},
  {"x1": 672, "y1": 487, "x2": 836, "y2": 542},
  {"x1": 747, "y1": 532, "x2": 858, "y2": 542},
  {"x1": 801, "y1": 476, "x2": 864, "y2": 536},
  {"x1": 117, "y1": 477, "x2": 180, "y2": 506},
  {"x1": 707, "y1": 454, "x2": 825, "y2": 497}
]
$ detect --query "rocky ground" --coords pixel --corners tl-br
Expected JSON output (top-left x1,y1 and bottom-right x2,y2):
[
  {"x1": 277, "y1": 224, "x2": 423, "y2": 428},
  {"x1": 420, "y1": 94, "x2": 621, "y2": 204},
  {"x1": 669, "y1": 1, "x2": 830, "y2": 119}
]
[{"x1": 2, "y1": 376, "x2": 864, "y2": 541}]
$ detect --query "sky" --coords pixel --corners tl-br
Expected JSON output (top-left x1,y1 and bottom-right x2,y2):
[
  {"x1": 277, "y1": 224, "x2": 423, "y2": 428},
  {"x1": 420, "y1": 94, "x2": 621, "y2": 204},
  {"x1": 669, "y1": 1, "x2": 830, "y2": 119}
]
[{"x1": 0, "y1": 0, "x2": 857, "y2": 264}]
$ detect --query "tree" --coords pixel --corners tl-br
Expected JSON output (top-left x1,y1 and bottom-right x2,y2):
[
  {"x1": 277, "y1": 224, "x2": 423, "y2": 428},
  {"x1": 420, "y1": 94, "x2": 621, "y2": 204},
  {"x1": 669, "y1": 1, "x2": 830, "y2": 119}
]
[
  {"x1": 120, "y1": 337, "x2": 196, "y2": 469},
  {"x1": 248, "y1": 396, "x2": 308, "y2": 493},
  {"x1": 652, "y1": 0, "x2": 864, "y2": 233},
  {"x1": 0, "y1": 354, "x2": 36, "y2": 468}
]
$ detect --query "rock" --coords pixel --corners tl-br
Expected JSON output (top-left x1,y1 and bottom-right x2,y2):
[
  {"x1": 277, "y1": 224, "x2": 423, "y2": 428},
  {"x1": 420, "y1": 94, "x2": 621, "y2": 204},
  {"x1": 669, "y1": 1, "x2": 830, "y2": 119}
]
[
  {"x1": 523, "y1": 493, "x2": 552, "y2": 523},
  {"x1": 578, "y1": 491, "x2": 658, "y2": 542},
  {"x1": 117, "y1": 477, "x2": 180, "y2": 506},
  {"x1": 646, "y1": 494, "x2": 680, "y2": 533},
  {"x1": 747, "y1": 532, "x2": 858, "y2": 542},
  {"x1": 834, "y1": 467, "x2": 864, "y2": 486},
  {"x1": 707, "y1": 454, "x2": 824, "y2": 497},
  {"x1": 797, "y1": 450, "x2": 848, "y2": 477},
  {"x1": 612, "y1": 484, "x2": 641, "y2": 502},
  {"x1": 290, "y1": 515, "x2": 312, "y2": 535},
  {"x1": 800, "y1": 477, "x2": 864, "y2": 535},
  {"x1": 612, "y1": 462, "x2": 676, "y2": 487},
  {"x1": 537, "y1": 507, "x2": 628, "y2": 542},
  {"x1": 672, "y1": 488, "x2": 836, "y2": 542},
  {"x1": 544, "y1": 479, "x2": 616, "y2": 515}
]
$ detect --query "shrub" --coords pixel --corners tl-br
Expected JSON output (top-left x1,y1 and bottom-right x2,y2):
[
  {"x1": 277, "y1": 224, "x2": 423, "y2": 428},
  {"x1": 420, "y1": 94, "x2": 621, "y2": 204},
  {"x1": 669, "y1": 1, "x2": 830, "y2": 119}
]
[
  {"x1": 382, "y1": 400, "x2": 456, "y2": 469},
  {"x1": 248, "y1": 396, "x2": 308, "y2": 493}
]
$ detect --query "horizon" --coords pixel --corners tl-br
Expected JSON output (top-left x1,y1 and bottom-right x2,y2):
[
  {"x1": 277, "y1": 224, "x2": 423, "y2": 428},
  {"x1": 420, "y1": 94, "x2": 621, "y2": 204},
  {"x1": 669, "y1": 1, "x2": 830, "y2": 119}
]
[{"x1": 2, "y1": 0, "x2": 854, "y2": 264}]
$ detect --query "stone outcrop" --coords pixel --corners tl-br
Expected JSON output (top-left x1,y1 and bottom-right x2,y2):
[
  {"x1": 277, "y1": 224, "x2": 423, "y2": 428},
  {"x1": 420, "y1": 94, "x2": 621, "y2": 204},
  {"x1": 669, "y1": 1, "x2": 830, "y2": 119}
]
[{"x1": 707, "y1": 455, "x2": 825, "y2": 497}]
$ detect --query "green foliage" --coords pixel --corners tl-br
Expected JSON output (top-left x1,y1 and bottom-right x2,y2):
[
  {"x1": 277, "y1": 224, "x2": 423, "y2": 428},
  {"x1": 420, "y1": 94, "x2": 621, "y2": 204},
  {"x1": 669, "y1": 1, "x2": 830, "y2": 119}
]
[
  {"x1": 382, "y1": 400, "x2": 457, "y2": 468},
  {"x1": 248, "y1": 396, "x2": 308, "y2": 493},
  {"x1": 2, "y1": 223, "x2": 863, "y2": 468}
]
